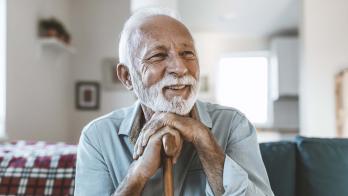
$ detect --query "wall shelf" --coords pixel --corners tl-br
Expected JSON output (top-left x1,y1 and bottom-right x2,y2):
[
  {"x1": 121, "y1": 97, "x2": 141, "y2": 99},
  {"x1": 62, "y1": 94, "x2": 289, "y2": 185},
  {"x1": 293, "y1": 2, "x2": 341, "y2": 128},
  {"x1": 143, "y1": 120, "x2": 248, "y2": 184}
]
[{"x1": 38, "y1": 37, "x2": 76, "y2": 54}]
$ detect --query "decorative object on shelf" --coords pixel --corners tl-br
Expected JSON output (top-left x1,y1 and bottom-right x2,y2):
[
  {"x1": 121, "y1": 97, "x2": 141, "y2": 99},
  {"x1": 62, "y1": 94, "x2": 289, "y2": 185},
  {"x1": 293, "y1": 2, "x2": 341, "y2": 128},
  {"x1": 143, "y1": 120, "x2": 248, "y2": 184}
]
[
  {"x1": 38, "y1": 37, "x2": 76, "y2": 54},
  {"x1": 75, "y1": 81, "x2": 100, "y2": 110},
  {"x1": 38, "y1": 17, "x2": 71, "y2": 45},
  {"x1": 101, "y1": 57, "x2": 122, "y2": 91}
]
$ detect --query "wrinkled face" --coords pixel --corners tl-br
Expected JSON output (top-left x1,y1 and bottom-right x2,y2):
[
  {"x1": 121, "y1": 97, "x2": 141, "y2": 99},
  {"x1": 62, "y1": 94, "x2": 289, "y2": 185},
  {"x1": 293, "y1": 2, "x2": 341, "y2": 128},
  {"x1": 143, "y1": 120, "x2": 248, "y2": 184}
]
[{"x1": 130, "y1": 15, "x2": 200, "y2": 115}]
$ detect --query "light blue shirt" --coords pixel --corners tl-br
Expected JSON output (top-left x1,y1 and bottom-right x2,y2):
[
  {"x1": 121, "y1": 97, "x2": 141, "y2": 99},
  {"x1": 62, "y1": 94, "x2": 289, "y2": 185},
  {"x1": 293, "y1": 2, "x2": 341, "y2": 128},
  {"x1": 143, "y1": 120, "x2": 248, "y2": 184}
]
[{"x1": 75, "y1": 100, "x2": 274, "y2": 196}]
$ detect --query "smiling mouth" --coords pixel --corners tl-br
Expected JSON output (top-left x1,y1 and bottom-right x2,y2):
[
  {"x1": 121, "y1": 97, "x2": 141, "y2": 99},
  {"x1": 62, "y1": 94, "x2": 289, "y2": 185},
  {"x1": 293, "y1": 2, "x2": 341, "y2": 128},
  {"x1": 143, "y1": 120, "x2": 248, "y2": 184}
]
[
  {"x1": 163, "y1": 85, "x2": 192, "y2": 99},
  {"x1": 166, "y1": 85, "x2": 186, "y2": 90},
  {"x1": 164, "y1": 84, "x2": 192, "y2": 90}
]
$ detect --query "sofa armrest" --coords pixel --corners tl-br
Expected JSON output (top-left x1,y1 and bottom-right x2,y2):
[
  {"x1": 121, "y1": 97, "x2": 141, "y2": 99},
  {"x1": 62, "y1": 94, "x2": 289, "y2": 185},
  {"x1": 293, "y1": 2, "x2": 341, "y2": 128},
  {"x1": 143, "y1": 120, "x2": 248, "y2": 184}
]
[{"x1": 260, "y1": 141, "x2": 296, "y2": 196}]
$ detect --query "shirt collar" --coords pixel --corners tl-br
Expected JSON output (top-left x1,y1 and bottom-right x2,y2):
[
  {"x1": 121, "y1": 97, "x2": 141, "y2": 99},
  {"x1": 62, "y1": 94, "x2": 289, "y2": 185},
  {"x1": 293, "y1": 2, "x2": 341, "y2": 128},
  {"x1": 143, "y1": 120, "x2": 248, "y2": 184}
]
[
  {"x1": 118, "y1": 100, "x2": 142, "y2": 136},
  {"x1": 117, "y1": 100, "x2": 213, "y2": 137},
  {"x1": 195, "y1": 100, "x2": 213, "y2": 129}
]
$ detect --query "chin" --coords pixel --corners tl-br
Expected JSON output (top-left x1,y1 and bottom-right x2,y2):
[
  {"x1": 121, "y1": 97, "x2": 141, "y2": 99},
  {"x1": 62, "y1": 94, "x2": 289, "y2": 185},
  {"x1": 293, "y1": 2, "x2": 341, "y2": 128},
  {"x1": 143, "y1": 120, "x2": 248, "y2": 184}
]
[{"x1": 158, "y1": 95, "x2": 196, "y2": 115}]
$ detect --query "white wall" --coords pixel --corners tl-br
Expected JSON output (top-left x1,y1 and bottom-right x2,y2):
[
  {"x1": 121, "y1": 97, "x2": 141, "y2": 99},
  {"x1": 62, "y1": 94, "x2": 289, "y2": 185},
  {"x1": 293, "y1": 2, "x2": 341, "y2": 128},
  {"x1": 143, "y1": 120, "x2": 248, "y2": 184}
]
[
  {"x1": 300, "y1": 0, "x2": 348, "y2": 137},
  {"x1": 5, "y1": 0, "x2": 134, "y2": 144},
  {"x1": 6, "y1": 0, "x2": 73, "y2": 142},
  {"x1": 70, "y1": 0, "x2": 135, "y2": 143},
  {"x1": 0, "y1": 0, "x2": 6, "y2": 138}
]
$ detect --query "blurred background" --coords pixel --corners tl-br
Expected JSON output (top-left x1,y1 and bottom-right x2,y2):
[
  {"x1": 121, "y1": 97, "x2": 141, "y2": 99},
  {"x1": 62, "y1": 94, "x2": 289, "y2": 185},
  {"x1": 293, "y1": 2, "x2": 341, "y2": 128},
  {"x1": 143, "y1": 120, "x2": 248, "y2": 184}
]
[{"x1": 0, "y1": 0, "x2": 347, "y2": 144}]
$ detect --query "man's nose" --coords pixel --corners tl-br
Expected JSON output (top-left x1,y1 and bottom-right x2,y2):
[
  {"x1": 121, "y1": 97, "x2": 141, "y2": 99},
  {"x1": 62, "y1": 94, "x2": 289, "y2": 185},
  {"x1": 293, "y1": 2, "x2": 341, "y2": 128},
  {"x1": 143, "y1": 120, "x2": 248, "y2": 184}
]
[{"x1": 167, "y1": 55, "x2": 188, "y2": 77}]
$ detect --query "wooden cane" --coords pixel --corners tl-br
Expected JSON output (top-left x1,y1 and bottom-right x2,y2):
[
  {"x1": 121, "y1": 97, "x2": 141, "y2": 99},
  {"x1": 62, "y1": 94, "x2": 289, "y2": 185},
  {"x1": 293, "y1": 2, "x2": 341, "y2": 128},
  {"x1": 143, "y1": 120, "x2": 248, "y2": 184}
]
[{"x1": 162, "y1": 134, "x2": 176, "y2": 196}]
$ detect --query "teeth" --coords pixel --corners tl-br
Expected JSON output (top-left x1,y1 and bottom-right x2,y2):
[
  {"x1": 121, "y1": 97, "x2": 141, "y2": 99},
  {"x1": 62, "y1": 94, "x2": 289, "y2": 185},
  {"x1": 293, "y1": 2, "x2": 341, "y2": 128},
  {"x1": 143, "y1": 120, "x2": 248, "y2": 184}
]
[{"x1": 168, "y1": 85, "x2": 186, "y2": 90}]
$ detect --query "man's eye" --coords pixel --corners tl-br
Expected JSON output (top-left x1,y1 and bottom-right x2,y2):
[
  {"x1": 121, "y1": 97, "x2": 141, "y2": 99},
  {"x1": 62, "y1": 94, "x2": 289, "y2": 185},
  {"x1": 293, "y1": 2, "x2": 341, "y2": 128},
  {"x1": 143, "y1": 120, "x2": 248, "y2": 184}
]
[
  {"x1": 181, "y1": 51, "x2": 195, "y2": 59},
  {"x1": 148, "y1": 53, "x2": 167, "y2": 61}
]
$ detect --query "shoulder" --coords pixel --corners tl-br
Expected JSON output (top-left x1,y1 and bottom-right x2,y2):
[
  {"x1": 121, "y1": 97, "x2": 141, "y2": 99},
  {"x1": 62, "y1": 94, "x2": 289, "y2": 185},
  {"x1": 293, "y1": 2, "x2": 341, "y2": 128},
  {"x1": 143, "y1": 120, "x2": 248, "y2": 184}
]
[
  {"x1": 197, "y1": 100, "x2": 248, "y2": 128},
  {"x1": 81, "y1": 104, "x2": 135, "y2": 137},
  {"x1": 197, "y1": 100, "x2": 255, "y2": 144}
]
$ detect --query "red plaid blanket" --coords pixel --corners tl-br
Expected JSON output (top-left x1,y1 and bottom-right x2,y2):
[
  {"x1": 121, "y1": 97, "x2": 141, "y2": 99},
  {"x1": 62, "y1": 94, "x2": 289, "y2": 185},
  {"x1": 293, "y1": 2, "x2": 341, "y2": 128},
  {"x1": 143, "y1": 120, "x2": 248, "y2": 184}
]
[{"x1": 0, "y1": 141, "x2": 76, "y2": 196}]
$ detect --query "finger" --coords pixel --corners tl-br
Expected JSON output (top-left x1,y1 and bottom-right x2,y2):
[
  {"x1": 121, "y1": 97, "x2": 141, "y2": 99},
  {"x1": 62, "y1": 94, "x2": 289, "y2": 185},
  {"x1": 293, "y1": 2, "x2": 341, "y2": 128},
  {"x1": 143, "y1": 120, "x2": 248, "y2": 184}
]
[
  {"x1": 141, "y1": 126, "x2": 158, "y2": 147},
  {"x1": 172, "y1": 129, "x2": 183, "y2": 164},
  {"x1": 173, "y1": 138, "x2": 183, "y2": 164},
  {"x1": 137, "y1": 140, "x2": 145, "y2": 158},
  {"x1": 133, "y1": 131, "x2": 143, "y2": 160},
  {"x1": 133, "y1": 142, "x2": 139, "y2": 160},
  {"x1": 173, "y1": 128, "x2": 181, "y2": 151},
  {"x1": 141, "y1": 112, "x2": 163, "y2": 132},
  {"x1": 135, "y1": 113, "x2": 169, "y2": 159},
  {"x1": 141, "y1": 118, "x2": 166, "y2": 147},
  {"x1": 159, "y1": 113, "x2": 198, "y2": 142},
  {"x1": 151, "y1": 113, "x2": 188, "y2": 139},
  {"x1": 149, "y1": 126, "x2": 178, "y2": 145}
]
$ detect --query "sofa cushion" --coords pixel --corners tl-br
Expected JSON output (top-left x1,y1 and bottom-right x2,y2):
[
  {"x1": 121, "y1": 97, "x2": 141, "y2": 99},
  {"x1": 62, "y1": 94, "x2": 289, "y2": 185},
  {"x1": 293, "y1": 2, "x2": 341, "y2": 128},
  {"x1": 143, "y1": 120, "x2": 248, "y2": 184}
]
[
  {"x1": 0, "y1": 141, "x2": 76, "y2": 195},
  {"x1": 296, "y1": 136, "x2": 348, "y2": 196},
  {"x1": 260, "y1": 141, "x2": 296, "y2": 196}
]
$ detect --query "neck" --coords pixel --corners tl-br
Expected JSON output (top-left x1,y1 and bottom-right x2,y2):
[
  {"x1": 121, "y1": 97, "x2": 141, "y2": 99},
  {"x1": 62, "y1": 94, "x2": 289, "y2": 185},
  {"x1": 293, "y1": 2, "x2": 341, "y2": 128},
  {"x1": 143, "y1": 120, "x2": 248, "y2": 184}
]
[{"x1": 140, "y1": 104, "x2": 155, "y2": 123}]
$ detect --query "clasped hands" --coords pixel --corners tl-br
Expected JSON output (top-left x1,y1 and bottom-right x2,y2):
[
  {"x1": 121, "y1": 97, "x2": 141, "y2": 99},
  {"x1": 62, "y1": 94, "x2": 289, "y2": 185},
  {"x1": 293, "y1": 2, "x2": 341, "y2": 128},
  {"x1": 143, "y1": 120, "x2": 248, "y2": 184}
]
[{"x1": 131, "y1": 112, "x2": 209, "y2": 180}]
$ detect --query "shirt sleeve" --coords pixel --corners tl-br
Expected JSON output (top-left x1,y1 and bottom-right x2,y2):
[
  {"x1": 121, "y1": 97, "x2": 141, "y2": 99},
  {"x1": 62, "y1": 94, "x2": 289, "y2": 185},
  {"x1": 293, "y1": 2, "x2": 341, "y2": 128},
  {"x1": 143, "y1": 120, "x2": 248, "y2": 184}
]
[
  {"x1": 74, "y1": 123, "x2": 114, "y2": 196},
  {"x1": 220, "y1": 114, "x2": 274, "y2": 196}
]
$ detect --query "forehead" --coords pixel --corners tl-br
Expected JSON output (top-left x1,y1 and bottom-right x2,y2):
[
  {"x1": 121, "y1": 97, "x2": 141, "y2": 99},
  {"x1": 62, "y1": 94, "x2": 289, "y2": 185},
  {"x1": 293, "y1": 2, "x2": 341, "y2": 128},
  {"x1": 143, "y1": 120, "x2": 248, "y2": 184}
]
[{"x1": 136, "y1": 15, "x2": 194, "y2": 48}]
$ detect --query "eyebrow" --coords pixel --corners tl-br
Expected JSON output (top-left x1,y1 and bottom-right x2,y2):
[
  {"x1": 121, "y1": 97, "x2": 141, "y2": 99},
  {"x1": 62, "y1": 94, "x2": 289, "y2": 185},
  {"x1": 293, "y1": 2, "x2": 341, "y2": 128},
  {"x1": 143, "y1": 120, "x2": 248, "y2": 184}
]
[
  {"x1": 147, "y1": 45, "x2": 168, "y2": 52},
  {"x1": 181, "y1": 42, "x2": 195, "y2": 48}
]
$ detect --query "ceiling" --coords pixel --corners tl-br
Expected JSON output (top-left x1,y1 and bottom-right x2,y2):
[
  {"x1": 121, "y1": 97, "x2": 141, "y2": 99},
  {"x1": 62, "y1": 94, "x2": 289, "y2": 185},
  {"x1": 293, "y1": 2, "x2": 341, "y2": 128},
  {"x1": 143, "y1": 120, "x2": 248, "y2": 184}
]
[{"x1": 177, "y1": 0, "x2": 299, "y2": 37}]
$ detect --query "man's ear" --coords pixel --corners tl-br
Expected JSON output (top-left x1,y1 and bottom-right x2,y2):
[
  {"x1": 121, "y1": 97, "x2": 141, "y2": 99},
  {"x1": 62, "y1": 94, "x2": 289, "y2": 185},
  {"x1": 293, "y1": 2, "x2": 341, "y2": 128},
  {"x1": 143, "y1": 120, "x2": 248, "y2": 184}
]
[{"x1": 116, "y1": 63, "x2": 133, "y2": 90}]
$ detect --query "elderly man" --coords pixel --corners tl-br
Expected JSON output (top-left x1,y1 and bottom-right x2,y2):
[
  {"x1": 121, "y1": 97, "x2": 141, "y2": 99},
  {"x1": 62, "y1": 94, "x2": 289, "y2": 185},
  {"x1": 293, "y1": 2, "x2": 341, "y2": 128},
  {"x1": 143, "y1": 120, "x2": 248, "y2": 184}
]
[{"x1": 75, "y1": 8, "x2": 274, "y2": 196}]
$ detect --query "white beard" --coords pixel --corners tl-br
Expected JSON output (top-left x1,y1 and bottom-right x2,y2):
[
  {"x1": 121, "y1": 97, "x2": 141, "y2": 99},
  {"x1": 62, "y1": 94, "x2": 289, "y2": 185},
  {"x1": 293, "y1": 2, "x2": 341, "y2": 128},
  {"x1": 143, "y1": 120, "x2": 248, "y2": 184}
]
[{"x1": 130, "y1": 68, "x2": 199, "y2": 115}]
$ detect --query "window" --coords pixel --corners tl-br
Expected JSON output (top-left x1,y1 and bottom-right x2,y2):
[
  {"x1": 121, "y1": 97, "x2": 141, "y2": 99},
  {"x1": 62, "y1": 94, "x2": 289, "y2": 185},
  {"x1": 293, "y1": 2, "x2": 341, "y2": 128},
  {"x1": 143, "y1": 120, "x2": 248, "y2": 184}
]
[
  {"x1": 0, "y1": 0, "x2": 6, "y2": 138},
  {"x1": 216, "y1": 52, "x2": 272, "y2": 127}
]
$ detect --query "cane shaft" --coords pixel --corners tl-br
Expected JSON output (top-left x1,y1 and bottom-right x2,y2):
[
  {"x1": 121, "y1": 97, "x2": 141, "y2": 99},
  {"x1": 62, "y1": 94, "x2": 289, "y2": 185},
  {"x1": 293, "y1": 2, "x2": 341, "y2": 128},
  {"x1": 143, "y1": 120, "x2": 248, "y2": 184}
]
[
  {"x1": 163, "y1": 157, "x2": 174, "y2": 196},
  {"x1": 162, "y1": 134, "x2": 175, "y2": 196}
]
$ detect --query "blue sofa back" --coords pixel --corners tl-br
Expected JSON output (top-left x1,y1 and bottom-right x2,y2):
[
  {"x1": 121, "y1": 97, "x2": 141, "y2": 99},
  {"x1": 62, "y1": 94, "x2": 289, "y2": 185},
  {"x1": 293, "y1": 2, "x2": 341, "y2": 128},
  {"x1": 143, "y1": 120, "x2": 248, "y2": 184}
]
[{"x1": 260, "y1": 136, "x2": 348, "y2": 196}]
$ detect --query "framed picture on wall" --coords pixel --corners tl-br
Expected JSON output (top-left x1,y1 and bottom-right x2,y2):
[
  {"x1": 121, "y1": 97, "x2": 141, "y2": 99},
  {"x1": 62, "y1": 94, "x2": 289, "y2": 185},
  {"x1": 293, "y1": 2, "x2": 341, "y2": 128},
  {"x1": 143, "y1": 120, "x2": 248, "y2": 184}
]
[{"x1": 75, "y1": 81, "x2": 100, "y2": 110}]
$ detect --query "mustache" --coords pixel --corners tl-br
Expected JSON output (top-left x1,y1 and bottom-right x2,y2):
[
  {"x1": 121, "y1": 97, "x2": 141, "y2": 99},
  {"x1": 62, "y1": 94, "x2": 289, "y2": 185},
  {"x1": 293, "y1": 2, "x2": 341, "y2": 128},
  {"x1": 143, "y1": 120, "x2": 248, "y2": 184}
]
[{"x1": 156, "y1": 74, "x2": 197, "y2": 88}]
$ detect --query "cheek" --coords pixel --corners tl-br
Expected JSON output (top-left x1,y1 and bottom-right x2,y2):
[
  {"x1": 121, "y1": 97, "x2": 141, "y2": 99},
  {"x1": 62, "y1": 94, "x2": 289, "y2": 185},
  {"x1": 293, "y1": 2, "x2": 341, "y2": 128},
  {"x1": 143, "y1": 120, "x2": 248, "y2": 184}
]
[
  {"x1": 142, "y1": 65, "x2": 166, "y2": 87},
  {"x1": 188, "y1": 61, "x2": 200, "y2": 79}
]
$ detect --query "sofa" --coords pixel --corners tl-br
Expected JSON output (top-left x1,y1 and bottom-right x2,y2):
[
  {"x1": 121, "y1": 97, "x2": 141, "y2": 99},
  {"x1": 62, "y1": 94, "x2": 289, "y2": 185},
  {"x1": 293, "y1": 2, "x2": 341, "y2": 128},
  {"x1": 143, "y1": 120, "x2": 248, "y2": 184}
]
[
  {"x1": 260, "y1": 136, "x2": 348, "y2": 196},
  {"x1": 0, "y1": 136, "x2": 347, "y2": 196},
  {"x1": 0, "y1": 141, "x2": 76, "y2": 195}
]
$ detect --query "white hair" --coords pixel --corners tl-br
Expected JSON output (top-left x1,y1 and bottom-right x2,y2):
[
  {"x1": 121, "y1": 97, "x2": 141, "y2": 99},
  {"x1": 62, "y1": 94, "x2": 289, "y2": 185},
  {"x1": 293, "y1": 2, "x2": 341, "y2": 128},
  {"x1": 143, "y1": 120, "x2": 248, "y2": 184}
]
[{"x1": 118, "y1": 7, "x2": 181, "y2": 68}]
